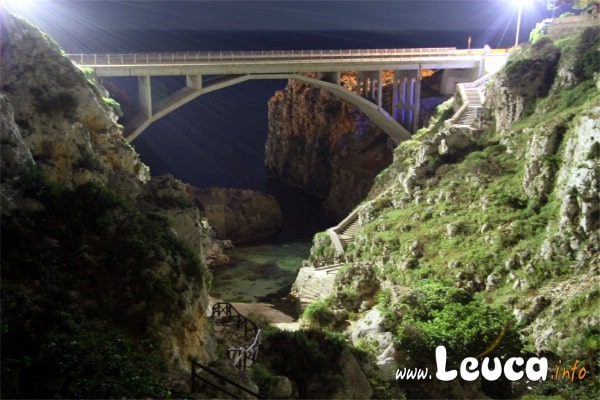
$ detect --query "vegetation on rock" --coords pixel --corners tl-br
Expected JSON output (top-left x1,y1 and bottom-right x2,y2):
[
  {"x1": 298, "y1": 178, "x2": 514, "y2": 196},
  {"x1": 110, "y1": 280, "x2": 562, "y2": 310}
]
[
  {"x1": 1, "y1": 168, "x2": 209, "y2": 397},
  {"x1": 298, "y1": 27, "x2": 599, "y2": 399},
  {"x1": 0, "y1": 10, "x2": 215, "y2": 397}
]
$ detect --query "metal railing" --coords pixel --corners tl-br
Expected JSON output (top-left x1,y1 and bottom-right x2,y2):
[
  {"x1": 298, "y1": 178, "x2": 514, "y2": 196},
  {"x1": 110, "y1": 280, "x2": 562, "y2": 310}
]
[
  {"x1": 228, "y1": 328, "x2": 262, "y2": 372},
  {"x1": 191, "y1": 360, "x2": 261, "y2": 399},
  {"x1": 65, "y1": 47, "x2": 484, "y2": 66},
  {"x1": 211, "y1": 302, "x2": 261, "y2": 371}
]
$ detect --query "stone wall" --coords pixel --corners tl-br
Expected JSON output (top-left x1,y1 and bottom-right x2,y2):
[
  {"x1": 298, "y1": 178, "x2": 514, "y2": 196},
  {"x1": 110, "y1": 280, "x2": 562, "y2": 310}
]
[{"x1": 547, "y1": 13, "x2": 599, "y2": 40}]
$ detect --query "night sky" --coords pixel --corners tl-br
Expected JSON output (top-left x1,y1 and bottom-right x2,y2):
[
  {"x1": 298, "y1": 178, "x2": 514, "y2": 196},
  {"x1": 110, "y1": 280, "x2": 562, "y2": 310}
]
[
  {"x1": 7, "y1": 0, "x2": 558, "y2": 49},
  {"x1": 4, "y1": 0, "x2": 562, "y2": 191}
]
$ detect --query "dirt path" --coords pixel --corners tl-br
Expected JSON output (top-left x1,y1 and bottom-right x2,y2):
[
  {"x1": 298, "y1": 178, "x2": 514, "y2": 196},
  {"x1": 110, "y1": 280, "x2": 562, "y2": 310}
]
[{"x1": 209, "y1": 297, "x2": 301, "y2": 331}]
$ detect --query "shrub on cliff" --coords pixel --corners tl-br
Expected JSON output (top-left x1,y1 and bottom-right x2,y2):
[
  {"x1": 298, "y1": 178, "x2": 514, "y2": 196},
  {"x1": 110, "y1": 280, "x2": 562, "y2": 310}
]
[
  {"x1": 389, "y1": 281, "x2": 521, "y2": 365},
  {"x1": 303, "y1": 299, "x2": 335, "y2": 328},
  {"x1": 262, "y1": 329, "x2": 345, "y2": 397},
  {"x1": 572, "y1": 26, "x2": 600, "y2": 81},
  {"x1": 1, "y1": 168, "x2": 207, "y2": 397}
]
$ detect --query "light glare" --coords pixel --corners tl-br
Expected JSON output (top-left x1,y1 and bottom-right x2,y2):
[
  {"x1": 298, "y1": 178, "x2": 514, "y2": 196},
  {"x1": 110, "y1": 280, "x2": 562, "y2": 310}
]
[{"x1": 1, "y1": 0, "x2": 40, "y2": 13}]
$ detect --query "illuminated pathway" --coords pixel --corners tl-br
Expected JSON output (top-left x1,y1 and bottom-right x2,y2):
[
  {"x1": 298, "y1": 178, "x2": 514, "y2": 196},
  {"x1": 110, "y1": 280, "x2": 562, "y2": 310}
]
[{"x1": 67, "y1": 47, "x2": 510, "y2": 143}]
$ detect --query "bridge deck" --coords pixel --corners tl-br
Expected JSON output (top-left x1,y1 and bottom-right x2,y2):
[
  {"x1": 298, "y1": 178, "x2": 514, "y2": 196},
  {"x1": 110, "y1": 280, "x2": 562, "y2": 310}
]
[
  {"x1": 67, "y1": 47, "x2": 510, "y2": 142},
  {"x1": 66, "y1": 47, "x2": 503, "y2": 77}
]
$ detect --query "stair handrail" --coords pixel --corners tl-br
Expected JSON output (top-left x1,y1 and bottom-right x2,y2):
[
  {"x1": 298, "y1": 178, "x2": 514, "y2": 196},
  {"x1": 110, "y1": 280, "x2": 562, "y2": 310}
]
[
  {"x1": 445, "y1": 71, "x2": 495, "y2": 128},
  {"x1": 327, "y1": 206, "x2": 361, "y2": 255},
  {"x1": 230, "y1": 328, "x2": 262, "y2": 371},
  {"x1": 191, "y1": 360, "x2": 261, "y2": 399},
  {"x1": 211, "y1": 302, "x2": 261, "y2": 371},
  {"x1": 314, "y1": 262, "x2": 345, "y2": 271},
  {"x1": 212, "y1": 302, "x2": 259, "y2": 339},
  {"x1": 461, "y1": 71, "x2": 495, "y2": 89}
]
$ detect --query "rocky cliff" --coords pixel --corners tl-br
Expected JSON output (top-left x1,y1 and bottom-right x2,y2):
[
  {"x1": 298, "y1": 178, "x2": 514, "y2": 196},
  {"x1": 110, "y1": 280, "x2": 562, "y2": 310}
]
[
  {"x1": 265, "y1": 77, "x2": 394, "y2": 220},
  {"x1": 0, "y1": 10, "x2": 218, "y2": 397},
  {"x1": 296, "y1": 29, "x2": 599, "y2": 399},
  {"x1": 195, "y1": 187, "x2": 283, "y2": 244}
]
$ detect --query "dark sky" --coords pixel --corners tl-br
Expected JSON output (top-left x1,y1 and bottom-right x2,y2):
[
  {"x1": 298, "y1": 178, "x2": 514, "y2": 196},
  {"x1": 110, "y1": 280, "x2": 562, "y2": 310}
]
[
  {"x1": 8, "y1": 0, "x2": 554, "y2": 39},
  {"x1": 2, "y1": 0, "x2": 561, "y2": 192}
]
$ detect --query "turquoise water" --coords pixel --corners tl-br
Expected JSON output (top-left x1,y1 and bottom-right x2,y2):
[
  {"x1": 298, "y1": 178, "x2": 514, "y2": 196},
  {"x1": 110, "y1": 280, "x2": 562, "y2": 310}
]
[{"x1": 210, "y1": 241, "x2": 312, "y2": 303}]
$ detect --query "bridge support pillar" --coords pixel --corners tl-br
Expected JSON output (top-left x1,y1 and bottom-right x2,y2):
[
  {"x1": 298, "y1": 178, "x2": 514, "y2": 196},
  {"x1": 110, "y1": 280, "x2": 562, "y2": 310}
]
[
  {"x1": 393, "y1": 68, "x2": 421, "y2": 133},
  {"x1": 138, "y1": 75, "x2": 152, "y2": 118},
  {"x1": 186, "y1": 75, "x2": 203, "y2": 90},
  {"x1": 377, "y1": 70, "x2": 383, "y2": 110},
  {"x1": 356, "y1": 71, "x2": 383, "y2": 106}
]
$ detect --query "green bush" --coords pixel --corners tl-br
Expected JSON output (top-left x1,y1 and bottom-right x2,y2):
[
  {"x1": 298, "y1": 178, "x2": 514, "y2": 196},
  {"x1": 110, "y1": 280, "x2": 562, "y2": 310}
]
[
  {"x1": 1, "y1": 313, "x2": 167, "y2": 398},
  {"x1": 104, "y1": 97, "x2": 124, "y2": 117},
  {"x1": 393, "y1": 282, "x2": 521, "y2": 365},
  {"x1": 376, "y1": 288, "x2": 392, "y2": 309},
  {"x1": 263, "y1": 329, "x2": 345, "y2": 398},
  {"x1": 399, "y1": 280, "x2": 472, "y2": 320},
  {"x1": 573, "y1": 27, "x2": 600, "y2": 81},
  {"x1": 397, "y1": 302, "x2": 520, "y2": 362},
  {"x1": 1, "y1": 172, "x2": 208, "y2": 396},
  {"x1": 249, "y1": 364, "x2": 276, "y2": 397},
  {"x1": 303, "y1": 300, "x2": 335, "y2": 327}
]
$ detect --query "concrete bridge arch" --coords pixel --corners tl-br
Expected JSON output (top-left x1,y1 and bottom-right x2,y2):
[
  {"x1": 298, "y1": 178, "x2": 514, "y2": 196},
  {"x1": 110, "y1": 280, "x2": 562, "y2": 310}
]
[
  {"x1": 69, "y1": 48, "x2": 510, "y2": 143},
  {"x1": 127, "y1": 72, "x2": 412, "y2": 144}
]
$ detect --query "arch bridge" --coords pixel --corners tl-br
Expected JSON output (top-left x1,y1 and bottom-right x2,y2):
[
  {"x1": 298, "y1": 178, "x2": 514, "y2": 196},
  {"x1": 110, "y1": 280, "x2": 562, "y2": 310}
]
[{"x1": 67, "y1": 47, "x2": 510, "y2": 143}]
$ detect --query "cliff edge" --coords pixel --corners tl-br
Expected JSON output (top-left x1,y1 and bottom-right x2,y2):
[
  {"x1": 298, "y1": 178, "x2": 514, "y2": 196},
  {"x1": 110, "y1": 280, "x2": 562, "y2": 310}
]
[
  {"x1": 1, "y1": 10, "x2": 218, "y2": 397},
  {"x1": 295, "y1": 30, "x2": 599, "y2": 399}
]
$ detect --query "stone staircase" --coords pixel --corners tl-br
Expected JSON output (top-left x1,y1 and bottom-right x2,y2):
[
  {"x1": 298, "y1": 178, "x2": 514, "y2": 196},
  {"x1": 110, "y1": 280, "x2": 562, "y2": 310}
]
[
  {"x1": 338, "y1": 218, "x2": 360, "y2": 249},
  {"x1": 446, "y1": 73, "x2": 493, "y2": 132},
  {"x1": 327, "y1": 207, "x2": 361, "y2": 255},
  {"x1": 293, "y1": 264, "x2": 342, "y2": 309},
  {"x1": 452, "y1": 87, "x2": 483, "y2": 128}
]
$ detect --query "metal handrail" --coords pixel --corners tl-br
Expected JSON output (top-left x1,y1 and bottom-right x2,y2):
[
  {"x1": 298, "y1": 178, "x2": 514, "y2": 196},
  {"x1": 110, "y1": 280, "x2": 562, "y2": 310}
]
[
  {"x1": 191, "y1": 360, "x2": 261, "y2": 398},
  {"x1": 212, "y1": 302, "x2": 261, "y2": 371}
]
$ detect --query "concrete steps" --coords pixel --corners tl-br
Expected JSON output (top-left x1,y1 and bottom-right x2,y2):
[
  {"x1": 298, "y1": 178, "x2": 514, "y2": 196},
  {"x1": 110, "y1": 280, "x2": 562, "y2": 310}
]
[
  {"x1": 455, "y1": 107, "x2": 478, "y2": 126},
  {"x1": 448, "y1": 85, "x2": 485, "y2": 131},
  {"x1": 339, "y1": 219, "x2": 360, "y2": 249},
  {"x1": 297, "y1": 265, "x2": 341, "y2": 308}
]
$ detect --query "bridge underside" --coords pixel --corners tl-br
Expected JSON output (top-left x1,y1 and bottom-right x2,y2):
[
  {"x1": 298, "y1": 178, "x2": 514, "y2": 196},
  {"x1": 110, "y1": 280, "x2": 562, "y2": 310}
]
[
  {"x1": 125, "y1": 72, "x2": 421, "y2": 143},
  {"x1": 72, "y1": 48, "x2": 512, "y2": 143}
]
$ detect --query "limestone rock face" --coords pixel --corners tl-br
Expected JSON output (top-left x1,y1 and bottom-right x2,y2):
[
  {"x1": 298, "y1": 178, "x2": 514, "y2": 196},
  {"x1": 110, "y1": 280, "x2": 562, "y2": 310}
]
[
  {"x1": 0, "y1": 9, "x2": 219, "y2": 380},
  {"x1": 0, "y1": 93, "x2": 33, "y2": 174},
  {"x1": 265, "y1": 79, "x2": 393, "y2": 220},
  {"x1": 486, "y1": 41, "x2": 560, "y2": 134},
  {"x1": 543, "y1": 105, "x2": 600, "y2": 259},
  {"x1": 139, "y1": 175, "x2": 203, "y2": 257},
  {"x1": 135, "y1": 175, "x2": 218, "y2": 368},
  {"x1": 201, "y1": 187, "x2": 283, "y2": 244},
  {"x1": 307, "y1": 348, "x2": 372, "y2": 399},
  {"x1": 351, "y1": 309, "x2": 398, "y2": 380},
  {"x1": 398, "y1": 126, "x2": 475, "y2": 199},
  {"x1": 522, "y1": 121, "x2": 564, "y2": 202},
  {"x1": 0, "y1": 11, "x2": 149, "y2": 196}
]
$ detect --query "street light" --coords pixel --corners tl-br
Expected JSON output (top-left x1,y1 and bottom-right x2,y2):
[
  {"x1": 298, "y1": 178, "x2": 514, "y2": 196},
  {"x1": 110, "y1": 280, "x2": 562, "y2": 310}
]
[{"x1": 512, "y1": 0, "x2": 533, "y2": 47}]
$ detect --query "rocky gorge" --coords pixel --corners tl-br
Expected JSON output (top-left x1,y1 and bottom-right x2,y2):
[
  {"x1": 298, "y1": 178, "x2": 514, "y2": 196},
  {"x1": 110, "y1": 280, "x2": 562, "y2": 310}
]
[
  {"x1": 288, "y1": 28, "x2": 599, "y2": 399},
  {"x1": 1, "y1": 4, "x2": 599, "y2": 399},
  {"x1": 265, "y1": 76, "x2": 395, "y2": 221}
]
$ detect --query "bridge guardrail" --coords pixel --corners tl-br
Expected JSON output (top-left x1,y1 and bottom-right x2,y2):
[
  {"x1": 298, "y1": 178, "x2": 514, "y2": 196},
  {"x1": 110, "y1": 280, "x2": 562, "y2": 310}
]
[{"x1": 66, "y1": 47, "x2": 494, "y2": 66}]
